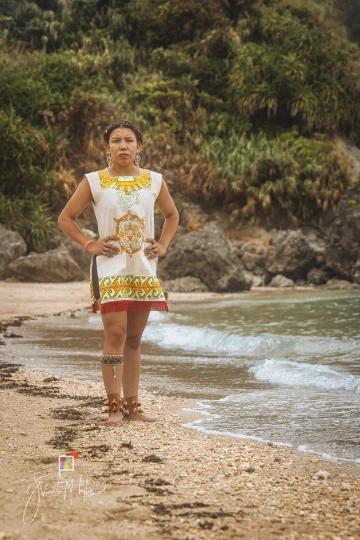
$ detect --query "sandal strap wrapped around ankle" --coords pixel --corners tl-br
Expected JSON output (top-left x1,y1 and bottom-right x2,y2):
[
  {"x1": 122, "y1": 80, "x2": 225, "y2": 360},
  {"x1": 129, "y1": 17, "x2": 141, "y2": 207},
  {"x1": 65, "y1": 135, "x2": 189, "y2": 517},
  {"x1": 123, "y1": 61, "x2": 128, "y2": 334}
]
[
  {"x1": 103, "y1": 394, "x2": 121, "y2": 413},
  {"x1": 121, "y1": 398, "x2": 144, "y2": 415}
]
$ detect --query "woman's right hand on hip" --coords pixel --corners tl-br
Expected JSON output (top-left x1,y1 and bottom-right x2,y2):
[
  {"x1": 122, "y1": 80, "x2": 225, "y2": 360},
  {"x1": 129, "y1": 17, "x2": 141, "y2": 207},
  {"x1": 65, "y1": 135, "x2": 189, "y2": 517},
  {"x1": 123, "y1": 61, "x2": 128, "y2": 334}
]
[{"x1": 87, "y1": 235, "x2": 120, "y2": 257}]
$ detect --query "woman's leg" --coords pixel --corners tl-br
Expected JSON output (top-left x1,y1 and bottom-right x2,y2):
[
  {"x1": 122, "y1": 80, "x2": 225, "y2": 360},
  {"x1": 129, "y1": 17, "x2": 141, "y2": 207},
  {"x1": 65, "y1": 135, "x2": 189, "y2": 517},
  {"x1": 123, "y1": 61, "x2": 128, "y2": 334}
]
[
  {"x1": 122, "y1": 310, "x2": 158, "y2": 422},
  {"x1": 101, "y1": 307, "x2": 127, "y2": 425}
]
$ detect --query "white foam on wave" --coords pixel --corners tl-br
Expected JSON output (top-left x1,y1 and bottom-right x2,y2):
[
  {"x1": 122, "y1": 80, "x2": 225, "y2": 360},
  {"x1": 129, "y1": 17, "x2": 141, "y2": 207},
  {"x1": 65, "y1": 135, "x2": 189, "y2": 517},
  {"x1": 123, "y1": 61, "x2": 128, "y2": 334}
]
[
  {"x1": 143, "y1": 322, "x2": 284, "y2": 356},
  {"x1": 250, "y1": 359, "x2": 360, "y2": 393},
  {"x1": 143, "y1": 320, "x2": 358, "y2": 360}
]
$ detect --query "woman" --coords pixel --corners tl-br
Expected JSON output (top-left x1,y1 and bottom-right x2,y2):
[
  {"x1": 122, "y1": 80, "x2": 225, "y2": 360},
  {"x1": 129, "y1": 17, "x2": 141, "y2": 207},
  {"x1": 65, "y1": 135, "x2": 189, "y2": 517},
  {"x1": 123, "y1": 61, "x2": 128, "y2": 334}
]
[{"x1": 58, "y1": 120, "x2": 179, "y2": 426}]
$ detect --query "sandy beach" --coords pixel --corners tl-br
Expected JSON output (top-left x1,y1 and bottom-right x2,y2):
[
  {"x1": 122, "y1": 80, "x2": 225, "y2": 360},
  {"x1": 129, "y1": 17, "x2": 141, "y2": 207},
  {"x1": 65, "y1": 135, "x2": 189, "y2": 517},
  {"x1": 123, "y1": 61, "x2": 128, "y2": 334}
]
[{"x1": 1, "y1": 282, "x2": 360, "y2": 539}]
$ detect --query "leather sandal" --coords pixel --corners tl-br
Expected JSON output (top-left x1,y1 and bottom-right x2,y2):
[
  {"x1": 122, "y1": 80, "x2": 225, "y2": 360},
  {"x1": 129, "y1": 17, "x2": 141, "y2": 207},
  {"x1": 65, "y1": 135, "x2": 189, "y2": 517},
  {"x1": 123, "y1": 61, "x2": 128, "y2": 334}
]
[
  {"x1": 103, "y1": 393, "x2": 122, "y2": 414},
  {"x1": 121, "y1": 396, "x2": 144, "y2": 416}
]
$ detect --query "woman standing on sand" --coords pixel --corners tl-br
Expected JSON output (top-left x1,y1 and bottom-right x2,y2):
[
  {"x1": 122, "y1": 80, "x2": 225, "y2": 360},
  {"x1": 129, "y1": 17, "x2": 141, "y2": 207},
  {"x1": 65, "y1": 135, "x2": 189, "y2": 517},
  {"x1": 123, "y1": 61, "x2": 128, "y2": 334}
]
[{"x1": 58, "y1": 120, "x2": 179, "y2": 426}]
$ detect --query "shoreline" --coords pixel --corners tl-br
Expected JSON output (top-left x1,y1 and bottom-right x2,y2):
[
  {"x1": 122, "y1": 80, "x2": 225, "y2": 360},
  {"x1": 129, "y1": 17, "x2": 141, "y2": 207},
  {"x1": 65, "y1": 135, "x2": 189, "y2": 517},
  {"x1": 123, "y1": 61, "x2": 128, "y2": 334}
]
[
  {"x1": 1, "y1": 280, "x2": 359, "y2": 322},
  {"x1": 1, "y1": 361, "x2": 360, "y2": 540}
]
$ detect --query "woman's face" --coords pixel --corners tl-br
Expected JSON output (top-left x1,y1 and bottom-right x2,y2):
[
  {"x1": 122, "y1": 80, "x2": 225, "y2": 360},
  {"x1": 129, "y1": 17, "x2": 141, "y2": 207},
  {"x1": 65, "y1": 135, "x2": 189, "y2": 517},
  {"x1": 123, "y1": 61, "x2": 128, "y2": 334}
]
[{"x1": 105, "y1": 127, "x2": 140, "y2": 166}]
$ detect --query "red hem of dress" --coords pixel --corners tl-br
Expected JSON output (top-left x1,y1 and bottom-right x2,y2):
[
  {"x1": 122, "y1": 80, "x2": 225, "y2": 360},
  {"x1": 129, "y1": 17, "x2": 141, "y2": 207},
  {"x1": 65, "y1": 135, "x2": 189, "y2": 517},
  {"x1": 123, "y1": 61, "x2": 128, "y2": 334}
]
[{"x1": 92, "y1": 300, "x2": 169, "y2": 314}]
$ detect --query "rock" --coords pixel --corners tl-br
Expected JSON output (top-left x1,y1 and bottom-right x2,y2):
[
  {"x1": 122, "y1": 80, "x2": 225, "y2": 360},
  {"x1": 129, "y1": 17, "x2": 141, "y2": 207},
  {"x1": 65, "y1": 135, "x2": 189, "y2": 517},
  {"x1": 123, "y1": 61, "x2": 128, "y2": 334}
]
[
  {"x1": 301, "y1": 226, "x2": 327, "y2": 265},
  {"x1": 30, "y1": 227, "x2": 96, "y2": 273},
  {"x1": 269, "y1": 274, "x2": 295, "y2": 288},
  {"x1": 265, "y1": 230, "x2": 319, "y2": 280},
  {"x1": 251, "y1": 275, "x2": 263, "y2": 287},
  {"x1": 7, "y1": 245, "x2": 85, "y2": 282},
  {"x1": 0, "y1": 225, "x2": 27, "y2": 279},
  {"x1": 325, "y1": 189, "x2": 360, "y2": 280},
  {"x1": 323, "y1": 279, "x2": 360, "y2": 290},
  {"x1": 163, "y1": 225, "x2": 187, "y2": 252},
  {"x1": 242, "y1": 251, "x2": 265, "y2": 273},
  {"x1": 160, "y1": 276, "x2": 209, "y2": 292},
  {"x1": 325, "y1": 236, "x2": 355, "y2": 281},
  {"x1": 354, "y1": 258, "x2": 360, "y2": 284},
  {"x1": 313, "y1": 470, "x2": 330, "y2": 480},
  {"x1": 179, "y1": 202, "x2": 208, "y2": 232},
  {"x1": 307, "y1": 267, "x2": 329, "y2": 285},
  {"x1": 158, "y1": 224, "x2": 252, "y2": 292},
  {"x1": 238, "y1": 241, "x2": 256, "y2": 256}
]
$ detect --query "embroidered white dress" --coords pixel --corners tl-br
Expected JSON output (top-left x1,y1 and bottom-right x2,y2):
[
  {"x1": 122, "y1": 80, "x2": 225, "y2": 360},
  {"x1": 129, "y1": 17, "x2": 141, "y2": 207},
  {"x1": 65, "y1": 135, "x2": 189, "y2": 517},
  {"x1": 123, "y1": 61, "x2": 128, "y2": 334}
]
[{"x1": 85, "y1": 168, "x2": 168, "y2": 314}]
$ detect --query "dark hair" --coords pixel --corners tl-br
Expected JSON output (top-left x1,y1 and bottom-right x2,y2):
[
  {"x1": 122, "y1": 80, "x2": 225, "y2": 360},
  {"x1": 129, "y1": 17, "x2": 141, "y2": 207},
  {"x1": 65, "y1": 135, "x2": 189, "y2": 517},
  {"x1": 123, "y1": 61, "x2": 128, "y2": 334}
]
[{"x1": 103, "y1": 120, "x2": 146, "y2": 145}]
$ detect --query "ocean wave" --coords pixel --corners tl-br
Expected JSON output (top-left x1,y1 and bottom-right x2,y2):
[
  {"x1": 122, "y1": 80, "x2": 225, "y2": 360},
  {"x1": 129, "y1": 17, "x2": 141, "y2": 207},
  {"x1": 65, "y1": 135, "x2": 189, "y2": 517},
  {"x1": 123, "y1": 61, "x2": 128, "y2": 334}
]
[
  {"x1": 249, "y1": 358, "x2": 360, "y2": 393},
  {"x1": 143, "y1": 321, "x2": 358, "y2": 360},
  {"x1": 143, "y1": 322, "x2": 284, "y2": 356}
]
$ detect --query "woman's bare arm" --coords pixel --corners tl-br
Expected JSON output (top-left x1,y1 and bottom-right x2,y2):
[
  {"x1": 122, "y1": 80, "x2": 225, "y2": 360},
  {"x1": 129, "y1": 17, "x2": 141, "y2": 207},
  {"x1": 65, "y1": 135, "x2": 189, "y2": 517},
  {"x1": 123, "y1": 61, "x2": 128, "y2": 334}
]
[
  {"x1": 156, "y1": 180, "x2": 179, "y2": 249},
  {"x1": 58, "y1": 178, "x2": 119, "y2": 256},
  {"x1": 148, "y1": 179, "x2": 179, "y2": 254}
]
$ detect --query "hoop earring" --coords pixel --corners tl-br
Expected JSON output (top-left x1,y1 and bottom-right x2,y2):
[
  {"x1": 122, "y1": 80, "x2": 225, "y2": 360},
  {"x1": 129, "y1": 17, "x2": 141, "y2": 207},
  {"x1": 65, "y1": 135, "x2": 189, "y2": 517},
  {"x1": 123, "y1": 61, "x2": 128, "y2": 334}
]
[
  {"x1": 134, "y1": 151, "x2": 141, "y2": 167},
  {"x1": 106, "y1": 152, "x2": 114, "y2": 168}
]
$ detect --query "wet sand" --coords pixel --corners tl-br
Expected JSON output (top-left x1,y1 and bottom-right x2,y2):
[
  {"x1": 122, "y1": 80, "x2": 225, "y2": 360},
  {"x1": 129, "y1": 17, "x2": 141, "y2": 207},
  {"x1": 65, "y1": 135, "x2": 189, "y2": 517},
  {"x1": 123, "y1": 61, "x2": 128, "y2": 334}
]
[
  {"x1": 1, "y1": 282, "x2": 360, "y2": 539},
  {"x1": 0, "y1": 280, "x2": 317, "y2": 319}
]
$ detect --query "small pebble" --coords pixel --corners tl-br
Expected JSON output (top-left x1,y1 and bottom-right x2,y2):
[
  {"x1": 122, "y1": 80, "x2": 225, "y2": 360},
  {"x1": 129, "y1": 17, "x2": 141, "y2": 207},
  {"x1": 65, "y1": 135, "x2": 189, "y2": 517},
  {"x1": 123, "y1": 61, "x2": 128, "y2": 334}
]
[{"x1": 314, "y1": 470, "x2": 330, "y2": 480}]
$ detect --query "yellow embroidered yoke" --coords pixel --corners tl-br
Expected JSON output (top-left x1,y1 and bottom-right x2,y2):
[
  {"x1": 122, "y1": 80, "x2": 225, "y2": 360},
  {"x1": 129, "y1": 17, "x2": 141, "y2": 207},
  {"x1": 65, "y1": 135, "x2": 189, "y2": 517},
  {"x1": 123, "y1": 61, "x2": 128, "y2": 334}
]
[{"x1": 85, "y1": 168, "x2": 168, "y2": 314}]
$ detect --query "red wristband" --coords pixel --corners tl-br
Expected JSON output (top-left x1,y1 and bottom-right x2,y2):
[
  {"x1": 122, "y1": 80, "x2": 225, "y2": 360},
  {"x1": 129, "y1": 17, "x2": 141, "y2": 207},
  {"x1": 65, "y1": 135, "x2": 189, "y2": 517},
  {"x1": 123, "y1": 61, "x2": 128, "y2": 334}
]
[{"x1": 84, "y1": 239, "x2": 94, "y2": 252}]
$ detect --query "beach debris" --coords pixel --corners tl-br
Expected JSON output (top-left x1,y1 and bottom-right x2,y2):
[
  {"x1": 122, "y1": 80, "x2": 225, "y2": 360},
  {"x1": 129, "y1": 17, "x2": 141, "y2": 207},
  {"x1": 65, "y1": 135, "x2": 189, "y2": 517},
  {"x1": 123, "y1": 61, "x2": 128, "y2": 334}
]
[
  {"x1": 143, "y1": 485, "x2": 174, "y2": 496},
  {"x1": 145, "y1": 478, "x2": 172, "y2": 486},
  {"x1": 51, "y1": 406, "x2": 84, "y2": 421},
  {"x1": 142, "y1": 454, "x2": 164, "y2": 463},
  {"x1": 121, "y1": 441, "x2": 133, "y2": 449},
  {"x1": 313, "y1": 470, "x2": 330, "y2": 480},
  {"x1": 46, "y1": 426, "x2": 78, "y2": 450},
  {"x1": 4, "y1": 332, "x2": 23, "y2": 338},
  {"x1": 199, "y1": 520, "x2": 214, "y2": 529}
]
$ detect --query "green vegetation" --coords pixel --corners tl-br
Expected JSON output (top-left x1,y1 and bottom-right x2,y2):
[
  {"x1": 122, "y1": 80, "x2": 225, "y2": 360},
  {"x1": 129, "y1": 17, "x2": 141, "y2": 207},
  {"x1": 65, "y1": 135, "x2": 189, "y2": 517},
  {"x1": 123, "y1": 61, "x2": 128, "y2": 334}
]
[{"x1": 0, "y1": 0, "x2": 360, "y2": 243}]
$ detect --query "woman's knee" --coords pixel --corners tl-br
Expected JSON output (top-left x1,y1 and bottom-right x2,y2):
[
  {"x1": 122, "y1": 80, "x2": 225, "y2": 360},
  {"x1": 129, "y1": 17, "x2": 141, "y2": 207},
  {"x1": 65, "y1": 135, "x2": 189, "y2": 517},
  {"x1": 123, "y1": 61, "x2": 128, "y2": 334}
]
[
  {"x1": 125, "y1": 334, "x2": 142, "y2": 350},
  {"x1": 105, "y1": 325, "x2": 127, "y2": 347}
]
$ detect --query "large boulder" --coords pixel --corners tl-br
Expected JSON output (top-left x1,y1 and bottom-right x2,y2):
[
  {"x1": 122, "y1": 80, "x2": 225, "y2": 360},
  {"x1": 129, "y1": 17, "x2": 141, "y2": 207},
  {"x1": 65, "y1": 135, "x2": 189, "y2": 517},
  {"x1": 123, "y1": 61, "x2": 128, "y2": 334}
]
[
  {"x1": 158, "y1": 224, "x2": 252, "y2": 292},
  {"x1": 269, "y1": 274, "x2": 295, "y2": 288},
  {"x1": 265, "y1": 230, "x2": 321, "y2": 281},
  {"x1": 307, "y1": 267, "x2": 329, "y2": 285},
  {"x1": 242, "y1": 251, "x2": 265, "y2": 274},
  {"x1": 32, "y1": 227, "x2": 97, "y2": 273},
  {"x1": 324, "y1": 188, "x2": 360, "y2": 281},
  {"x1": 0, "y1": 225, "x2": 27, "y2": 279},
  {"x1": 160, "y1": 276, "x2": 209, "y2": 292},
  {"x1": 354, "y1": 258, "x2": 360, "y2": 284},
  {"x1": 8, "y1": 245, "x2": 85, "y2": 282}
]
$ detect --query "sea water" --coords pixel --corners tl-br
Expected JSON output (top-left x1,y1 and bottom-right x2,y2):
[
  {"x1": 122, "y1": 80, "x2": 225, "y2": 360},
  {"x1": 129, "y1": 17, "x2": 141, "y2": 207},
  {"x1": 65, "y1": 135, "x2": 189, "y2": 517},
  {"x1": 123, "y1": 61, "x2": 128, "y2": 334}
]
[{"x1": 5, "y1": 290, "x2": 360, "y2": 464}]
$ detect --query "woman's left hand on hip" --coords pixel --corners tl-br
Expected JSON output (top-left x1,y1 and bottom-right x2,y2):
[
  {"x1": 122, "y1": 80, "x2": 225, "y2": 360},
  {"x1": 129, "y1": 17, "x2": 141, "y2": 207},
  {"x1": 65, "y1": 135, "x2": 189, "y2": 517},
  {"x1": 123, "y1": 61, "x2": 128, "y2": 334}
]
[{"x1": 144, "y1": 238, "x2": 167, "y2": 259}]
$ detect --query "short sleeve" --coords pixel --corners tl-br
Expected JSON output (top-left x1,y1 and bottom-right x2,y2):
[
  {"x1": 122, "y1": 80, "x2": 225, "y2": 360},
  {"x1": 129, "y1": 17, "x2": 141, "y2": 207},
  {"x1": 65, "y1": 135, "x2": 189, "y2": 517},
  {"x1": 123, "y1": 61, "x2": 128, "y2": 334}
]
[
  {"x1": 85, "y1": 171, "x2": 101, "y2": 205},
  {"x1": 151, "y1": 171, "x2": 163, "y2": 199}
]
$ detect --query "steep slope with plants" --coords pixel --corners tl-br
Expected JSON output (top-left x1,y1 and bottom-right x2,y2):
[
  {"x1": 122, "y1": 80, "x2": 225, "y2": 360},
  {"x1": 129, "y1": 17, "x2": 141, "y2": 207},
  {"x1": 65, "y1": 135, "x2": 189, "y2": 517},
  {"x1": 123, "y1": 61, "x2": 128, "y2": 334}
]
[{"x1": 1, "y1": 0, "x2": 360, "y2": 245}]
